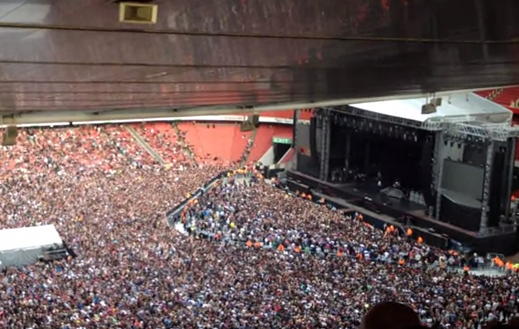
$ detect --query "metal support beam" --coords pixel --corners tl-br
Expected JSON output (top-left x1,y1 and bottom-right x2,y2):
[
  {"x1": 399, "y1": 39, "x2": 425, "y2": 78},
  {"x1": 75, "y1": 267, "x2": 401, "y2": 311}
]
[
  {"x1": 319, "y1": 112, "x2": 331, "y2": 181},
  {"x1": 505, "y1": 137, "x2": 517, "y2": 220},
  {"x1": 480, "y1": 141, "x2": 494, "y2": 233},
  {"x1": 344, "y1": 132, "x2": 351, "y2": 175},
  {"x1": 432, "y1": 132, "x2": 443, "y2": 190},
  {"x1": 475, "y1": 0, "x2": 489, "y2": 61},
  {"x1": 0, "y1": 86, "x2": 513, "y2": 125},
  {"x1": 434, "y1": 131, "x2": 446, "y2": 220},
  {"x1": 293, "y1": 110, "x2": 300, "y2": 146}
]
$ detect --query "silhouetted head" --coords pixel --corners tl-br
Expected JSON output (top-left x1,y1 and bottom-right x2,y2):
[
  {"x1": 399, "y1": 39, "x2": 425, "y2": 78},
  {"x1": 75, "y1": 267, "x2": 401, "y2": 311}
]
[
  {"x1": 484, "y1": 320, "x2": 519, "y2": 329},
  {"x1": 360, "y1": 302, "x2": 422, "y2": 329}
]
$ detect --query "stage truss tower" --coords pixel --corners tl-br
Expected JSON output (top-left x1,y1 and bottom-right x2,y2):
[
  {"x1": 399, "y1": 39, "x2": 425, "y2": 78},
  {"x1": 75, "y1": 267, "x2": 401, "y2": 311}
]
[{"x1": 319, "y1": 110, "x2": 331, "y2": 181}]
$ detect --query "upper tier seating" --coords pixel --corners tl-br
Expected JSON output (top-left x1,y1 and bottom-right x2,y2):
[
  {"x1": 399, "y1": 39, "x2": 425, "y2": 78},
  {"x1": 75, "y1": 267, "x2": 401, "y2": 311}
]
[{"x1": 178, "y1": 122, "x2": 248, "y2": 165}]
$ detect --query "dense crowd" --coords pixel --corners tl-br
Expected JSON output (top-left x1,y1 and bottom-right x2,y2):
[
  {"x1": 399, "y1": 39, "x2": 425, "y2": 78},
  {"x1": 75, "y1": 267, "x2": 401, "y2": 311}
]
[
  {"x1": 0, "y1": 124, "x2": 517, "y2": 329},
  {"x1": 182, "y1": 178, "x2": 519, "y2": 327}
]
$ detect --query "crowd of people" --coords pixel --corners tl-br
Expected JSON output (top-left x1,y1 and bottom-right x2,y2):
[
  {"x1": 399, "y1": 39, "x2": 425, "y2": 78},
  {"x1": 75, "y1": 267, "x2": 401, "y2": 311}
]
[{"x1": 0, "y1": 123, "x2": 517, "y2": 328}]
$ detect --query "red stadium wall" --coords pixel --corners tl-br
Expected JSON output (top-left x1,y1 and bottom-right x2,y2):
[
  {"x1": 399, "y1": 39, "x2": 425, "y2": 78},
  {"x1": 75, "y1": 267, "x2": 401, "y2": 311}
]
[
  {"x1": 176, "y1": 122, "x2": 254, "y2": 165},
  {"x1": 476, "y1": 88, "x2": 519, "y2": 161},
  {"x1": 258, "y1": 109, "x2": 313, "y2": 121},
  {"x1": 172, "y1": 122, "x2": 293, "y2": 164},
  {"x1": 170, "y1": 111, "x2": 298, "y2": 163}
]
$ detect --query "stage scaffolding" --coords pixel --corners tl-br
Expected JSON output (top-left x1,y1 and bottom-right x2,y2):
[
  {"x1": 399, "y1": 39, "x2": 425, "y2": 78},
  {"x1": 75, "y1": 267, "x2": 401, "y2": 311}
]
[{"x1": 317, "y1": 105, "x2": 519, "y2": 235}]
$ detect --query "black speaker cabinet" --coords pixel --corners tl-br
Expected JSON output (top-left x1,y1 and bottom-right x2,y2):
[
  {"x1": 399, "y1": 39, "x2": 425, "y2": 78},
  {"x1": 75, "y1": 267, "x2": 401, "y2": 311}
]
[{"x1": 2, "y1": 126, "x2": 17, "y2": 146}]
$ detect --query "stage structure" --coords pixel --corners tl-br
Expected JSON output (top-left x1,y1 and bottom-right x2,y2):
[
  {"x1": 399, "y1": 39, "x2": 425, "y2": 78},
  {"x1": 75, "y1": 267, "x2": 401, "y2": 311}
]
[{"x1": 290, "y1": 93, "x2": 519, "y2": 254}]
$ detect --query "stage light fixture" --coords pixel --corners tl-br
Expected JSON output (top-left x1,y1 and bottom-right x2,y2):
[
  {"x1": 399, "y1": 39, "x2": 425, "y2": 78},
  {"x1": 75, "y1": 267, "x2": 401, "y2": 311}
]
[
  {"x1": 119, "y1": 2, "x2": 158, "y2": 24},
  {"x1": 421, "y1": 103, "x2": 437, "y2": 114},
  {"x1": 2, "y1": 126, "x2": 17, "y2": 146}
]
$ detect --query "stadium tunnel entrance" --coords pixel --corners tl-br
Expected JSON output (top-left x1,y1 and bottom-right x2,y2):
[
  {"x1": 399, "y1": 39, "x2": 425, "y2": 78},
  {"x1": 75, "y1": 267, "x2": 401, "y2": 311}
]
[{"x1": 272, "y1": 137, "x2": 292, "y2": 163}]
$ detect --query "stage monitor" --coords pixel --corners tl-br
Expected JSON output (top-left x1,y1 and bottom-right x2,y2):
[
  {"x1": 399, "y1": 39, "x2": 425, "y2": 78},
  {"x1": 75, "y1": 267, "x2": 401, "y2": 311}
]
[{"x1": 441, "y1": 160, "x2": 484, "y2": 201}]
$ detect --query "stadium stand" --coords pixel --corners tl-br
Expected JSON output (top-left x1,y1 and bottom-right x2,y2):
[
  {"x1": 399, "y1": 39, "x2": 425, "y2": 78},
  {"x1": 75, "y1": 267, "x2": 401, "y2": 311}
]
[
  {"x1": 477, "y1": 87, "x2": 519, "y2": 111},
  {"x1": 490, "y1": 87, "x2": 519, "y2": 109},
  {"x1": 103, "y1": 124, "x2": 156, "y2": 165},
  {"x1": 132, "y1": 122, "x2": 189, "y2": 165},
  {"x1": 229, "y1": 125, "x2": 253, "y2": 163}
]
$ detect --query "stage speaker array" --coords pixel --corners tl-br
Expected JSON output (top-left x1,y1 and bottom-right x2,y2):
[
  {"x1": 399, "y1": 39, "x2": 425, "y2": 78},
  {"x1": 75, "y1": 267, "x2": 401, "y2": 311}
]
[
  {"x1": 421, "y1": 103, "x2": 437, "y2": 114},
  {"x1": 240, "y1": 115, "x2": 260, "y2": 131},
  {"x1": 488, "y1": 149, "x2": 506, "y2": 227},
  {"x1": 251, "y1": 114, "x2": 259, "y2": 127},
  {"x1": 2, "y1": 126, "x2": 17, "y2": 146},
  {"x1": 421, "y1": 98, "x2": 442, "y2": 114},
  {"x1": 309, "y1": 117, "x2": 319, "y2": 164},
  {"x1": 421, "y1": 136, "x2": 435, "y2": 207}
]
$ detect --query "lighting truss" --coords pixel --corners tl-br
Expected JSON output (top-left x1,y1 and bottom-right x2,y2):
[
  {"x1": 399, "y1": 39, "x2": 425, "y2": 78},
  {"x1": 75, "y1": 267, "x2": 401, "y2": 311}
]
[
  {"x1": 446, "y1": 122, "x2": 519, "y2": 141},
  {"x1": 327, "y1": 106, "x2": 426, "y2": 130},
  {"x1": 446, "y1": 123, "x2": 490, "y2": 139},
  {"x1": 419, "y1": 121, "x2": 443, "y2": 131},
  {"x1": 435, "y1": 116, "x2": 481, "y2": 123},
  {"x1": 482, "y1": 123, "x2": 519, "y2": 141},
  {"x1": 323, "y1": 106, "x2": 519, "y2": 138}
]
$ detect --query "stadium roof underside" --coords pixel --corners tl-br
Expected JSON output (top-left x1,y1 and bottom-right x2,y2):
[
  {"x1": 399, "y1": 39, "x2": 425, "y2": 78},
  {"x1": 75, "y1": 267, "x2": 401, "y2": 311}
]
[{"x1": 1, "y1": 0, "x2": 519, "y2": 124}]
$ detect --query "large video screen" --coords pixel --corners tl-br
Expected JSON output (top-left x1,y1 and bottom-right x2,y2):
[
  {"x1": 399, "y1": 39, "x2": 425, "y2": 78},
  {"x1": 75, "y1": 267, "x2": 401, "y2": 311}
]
[{"x1": 441, "y1": 159, "x2": 484, "y2": 201}]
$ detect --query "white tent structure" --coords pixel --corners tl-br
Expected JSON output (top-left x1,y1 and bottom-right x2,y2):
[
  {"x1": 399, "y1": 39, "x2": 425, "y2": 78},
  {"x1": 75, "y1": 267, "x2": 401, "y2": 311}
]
[{"x1": 0, "y1": 225, "x2": 63, "y2": 268}]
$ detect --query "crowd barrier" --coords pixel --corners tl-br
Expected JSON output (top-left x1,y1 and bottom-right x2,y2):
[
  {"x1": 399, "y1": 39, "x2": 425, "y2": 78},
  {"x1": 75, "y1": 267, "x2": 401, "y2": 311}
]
[
  {"x1": 165, "y1": 170, "x2": 230, "y2": 225},
  {"x1": 165, "y1": 170, "x2": 255, "y2": 226}
]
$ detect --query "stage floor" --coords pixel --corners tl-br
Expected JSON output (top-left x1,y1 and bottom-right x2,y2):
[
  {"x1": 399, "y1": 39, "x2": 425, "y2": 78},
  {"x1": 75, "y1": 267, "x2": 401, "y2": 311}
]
[
  {"x1": 287, "y1": 170, "x2": 517, "y2": 255},
  {"x1": 322, "y1": 181, "x2": 426, "y2": 212}
]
